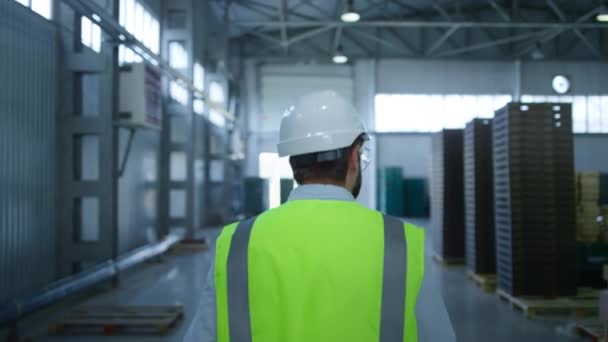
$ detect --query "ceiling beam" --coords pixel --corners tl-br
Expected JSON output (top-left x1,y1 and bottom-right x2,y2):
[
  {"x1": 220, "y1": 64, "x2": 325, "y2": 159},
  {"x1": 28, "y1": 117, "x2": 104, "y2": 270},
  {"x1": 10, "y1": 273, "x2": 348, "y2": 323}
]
[
  {"x1": 348, "y1": 28, "x2": 413, "y2": 54},
  {"x1": 374, "y1": 0, "x2": 421, "y2": 55},
  {"x1": 285, "y1": 25, "x2": 338, "y2": 46},
  {"x1": 241, "y1": 0, "x2": 318, "y2": 21},
  {"x1": 279, "y1": 0, "x2": 288, "y2": 54},
  {"x1": 432, "y1": 2, "x2": 452, "y2": 22},
  {"x1": 231, "y1": 20, "x2": 608, "y2": 30},
  {"x1": 385, "y1": 28, "x2": 421, "y2": 55},
  {"x1": 467, "y1": 9, "x2": 511, "y2": 56},
  {"x1": 488, "y1": 0, "x2": 511, "y2": 22},
  {"x1": 392, "y1": 0, "x2": 459, "y2": 50},
  {"x1": 545, "y1": 0, "x2": 600, "y2": 57},
  {"x1": 342, "y1": 31, "x2": 374, "y2": 55},
  {"x1": 427, "y1": 26, "x2": 460, "y2": 56},
  {"x1": 245, "y1": 30, "x2": 282, "y2": 46},
  {"x1": 301, "y1": 0, "x2": 332, "y2": 18},
  {"x1": 332, "y1": 0, "x2": 343, "y2": 52},
  {"x1": 517, "y1": 5, "x2": 601, "y2": 57},
  {"x1": 439, "y1": 29, "x2": 549, "y2": 57},
  {"x1": 232, "y1": 1, "x2": 276, "y2": 20}
]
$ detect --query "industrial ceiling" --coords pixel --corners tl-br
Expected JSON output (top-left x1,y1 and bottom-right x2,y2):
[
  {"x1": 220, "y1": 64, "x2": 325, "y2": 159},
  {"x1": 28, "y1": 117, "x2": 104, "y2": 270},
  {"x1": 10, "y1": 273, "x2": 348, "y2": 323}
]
[{"x1": 211, "y1": 0, "x2": 608, "y2": 60}]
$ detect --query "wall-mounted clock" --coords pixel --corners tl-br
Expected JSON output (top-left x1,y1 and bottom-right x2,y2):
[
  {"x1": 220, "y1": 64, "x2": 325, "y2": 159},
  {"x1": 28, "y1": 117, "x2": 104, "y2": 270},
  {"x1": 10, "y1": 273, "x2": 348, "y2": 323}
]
[{"x1": 552, "y1": 75, "x2": 571, "y2": 95}]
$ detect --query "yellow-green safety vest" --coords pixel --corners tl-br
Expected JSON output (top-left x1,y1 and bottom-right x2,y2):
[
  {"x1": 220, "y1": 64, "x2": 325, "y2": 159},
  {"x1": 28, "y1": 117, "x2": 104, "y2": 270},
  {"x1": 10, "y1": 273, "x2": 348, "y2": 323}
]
[{"x1": 215, "y1": 199, "x2": 425, "y2": 342}]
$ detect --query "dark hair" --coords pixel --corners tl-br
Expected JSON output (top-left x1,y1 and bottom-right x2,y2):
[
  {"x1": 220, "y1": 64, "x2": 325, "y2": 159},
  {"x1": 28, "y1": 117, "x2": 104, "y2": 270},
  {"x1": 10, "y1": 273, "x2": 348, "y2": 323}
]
[{"x1": 289, "y1": 135, "x2": 365, "y2": 185}]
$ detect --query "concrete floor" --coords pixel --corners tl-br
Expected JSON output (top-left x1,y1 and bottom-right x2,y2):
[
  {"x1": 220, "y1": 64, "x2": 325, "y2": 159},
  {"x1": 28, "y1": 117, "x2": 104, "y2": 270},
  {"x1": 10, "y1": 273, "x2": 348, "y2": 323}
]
[{"x1": 16, "y1": 221, "x2": 587, "y2": 341}]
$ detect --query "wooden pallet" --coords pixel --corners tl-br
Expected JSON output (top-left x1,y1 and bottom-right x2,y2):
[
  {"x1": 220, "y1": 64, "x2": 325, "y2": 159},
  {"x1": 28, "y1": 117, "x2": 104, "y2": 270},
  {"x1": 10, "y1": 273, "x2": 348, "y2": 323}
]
[
  {"x1": 432, "y1": 253, "x2": 464, "y2": 267},
  {"x1": 573, "y1": 319, "x2": 606, "y2": 342},
  {"x1": 466, "y1": 271, "x2": 496, "y2": 293},
  {"x1": 49, "y1": 305, "x2": 184, "y2": 336},
  {"x1": 496, "y1": 288, "x2": 598, "y2": 318}
]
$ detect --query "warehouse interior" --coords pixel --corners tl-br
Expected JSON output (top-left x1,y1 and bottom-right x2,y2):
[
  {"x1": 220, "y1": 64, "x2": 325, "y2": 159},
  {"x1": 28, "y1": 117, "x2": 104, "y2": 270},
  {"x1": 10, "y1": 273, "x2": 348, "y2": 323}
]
[{"x1": 1, "y1": 0, "x2": 608, "y2": 340}]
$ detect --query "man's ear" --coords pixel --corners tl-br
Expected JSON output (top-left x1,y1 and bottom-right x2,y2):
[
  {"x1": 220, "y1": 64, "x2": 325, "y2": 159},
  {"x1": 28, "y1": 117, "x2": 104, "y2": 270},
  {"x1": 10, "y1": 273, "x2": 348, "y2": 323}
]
[{"x1": 348, "y1": 145, "x2": 359, "y2": 171}]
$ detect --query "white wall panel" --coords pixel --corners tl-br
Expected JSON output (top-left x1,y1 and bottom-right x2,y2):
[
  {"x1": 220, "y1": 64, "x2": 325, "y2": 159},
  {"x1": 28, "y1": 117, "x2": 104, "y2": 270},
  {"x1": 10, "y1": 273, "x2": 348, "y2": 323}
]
[
  {"x1": 260, "y1": 65, "x2": 354, "y2": 134},
  {"x1": 376, "y1": 134, "x2": 432, "y2": 178},
  {"x1": 522, "y1": 61, "x2": 608, "y2": 95},
  {"x1": 0, "y1": 0, "x2": 58, "y2": 302},
  {"x1": 377, "y1": 59, "x2": 516, "y2": 95},
  {"x1": 377, "y1": 59, "x2": 608, "y2": 96}
]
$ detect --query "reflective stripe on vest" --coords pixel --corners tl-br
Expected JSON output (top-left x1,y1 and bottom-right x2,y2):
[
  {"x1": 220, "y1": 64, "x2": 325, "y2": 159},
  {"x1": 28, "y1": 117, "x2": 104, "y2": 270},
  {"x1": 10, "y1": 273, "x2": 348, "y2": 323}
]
[
  {"x1": 226, "y1": 216, "x2": 257, "y2": 342},
  {"x1": 225, "y1": 214, "x2": 407, "y2": 342}
]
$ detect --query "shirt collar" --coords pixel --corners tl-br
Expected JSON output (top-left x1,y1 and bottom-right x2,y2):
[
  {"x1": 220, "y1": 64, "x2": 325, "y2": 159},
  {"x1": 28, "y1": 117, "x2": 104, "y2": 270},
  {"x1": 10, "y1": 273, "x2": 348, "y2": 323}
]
[{"x1": 287, "y1": 184, "x2": 355, "y2": 202}]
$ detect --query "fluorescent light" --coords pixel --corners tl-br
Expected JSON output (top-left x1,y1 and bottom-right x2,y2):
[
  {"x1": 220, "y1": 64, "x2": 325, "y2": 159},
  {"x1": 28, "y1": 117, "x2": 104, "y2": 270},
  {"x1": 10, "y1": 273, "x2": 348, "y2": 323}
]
[
  {"x1": 340, "y1": 11, "x2": 360, "y2": 23},
  {"x1": 341, "y1": 0, "x2": 360, "y2": 23},
  {"x1": 597, "y1": 13, "x2": 608, "y2": 22},
  {"x1": 333, "y1": 54, "x2": 348, "y2": 64},
  {"x1": 531, "y1": 49, "x2": 544, "y2": 60}
]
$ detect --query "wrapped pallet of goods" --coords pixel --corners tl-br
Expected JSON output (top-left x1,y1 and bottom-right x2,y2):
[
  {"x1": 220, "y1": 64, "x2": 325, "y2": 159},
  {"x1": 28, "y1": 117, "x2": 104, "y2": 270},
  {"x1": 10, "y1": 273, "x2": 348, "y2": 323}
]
[
  {"x1": 601, "y1": 206, "x2": 608, "y2": 242},
  {"x1": 493, "y1": 103, "x2": 576, "y2": 297},
  {"x1": 431, "y1": 129, "x2": 465, "y2": 264},
  {"x1": 576, "y1": 172, "x2": 601, "y2": 243}
]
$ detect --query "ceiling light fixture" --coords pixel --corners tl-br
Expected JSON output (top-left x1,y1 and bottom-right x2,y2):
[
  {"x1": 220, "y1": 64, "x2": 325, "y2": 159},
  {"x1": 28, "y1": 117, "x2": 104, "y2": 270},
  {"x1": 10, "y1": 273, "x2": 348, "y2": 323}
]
[
  {"x1": 531, "y1": 42, "x2": 544, "y2": 60},
  {"x1": 333, "y1": 46, "x2": 348, "y2": 64},
  {"x1": 597, "y1": 5, "x2": 608, "y2": 22},
  {"x1": 341, "y1": 0, "x2": 360, "y2": 23}
]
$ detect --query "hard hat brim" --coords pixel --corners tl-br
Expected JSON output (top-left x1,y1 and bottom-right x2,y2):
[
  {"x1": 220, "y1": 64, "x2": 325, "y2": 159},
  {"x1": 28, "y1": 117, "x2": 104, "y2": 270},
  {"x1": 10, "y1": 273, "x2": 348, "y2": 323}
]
[{"x1": 277, "y1": 130, "x2": 363, "y2": 158}]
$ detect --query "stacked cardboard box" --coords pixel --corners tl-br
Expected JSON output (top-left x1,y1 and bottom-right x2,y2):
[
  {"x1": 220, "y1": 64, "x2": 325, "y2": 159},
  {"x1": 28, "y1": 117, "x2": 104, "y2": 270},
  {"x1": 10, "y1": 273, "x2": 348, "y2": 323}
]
[
  {"x1": 576, "y1": 172, "x2": 601, "y2": 243},
  {"x1": 431, "y1": 129, "x2": 465, "y2": 261},
  {"x1": 464, "y1": 119, "x2": 495, "y2": 275},
  {"x1": 493, "y1": 103, "x2": 576, "y2": 297},
  {"x1": 598, "y1": 206, "x2": 608, "y2": 242}
]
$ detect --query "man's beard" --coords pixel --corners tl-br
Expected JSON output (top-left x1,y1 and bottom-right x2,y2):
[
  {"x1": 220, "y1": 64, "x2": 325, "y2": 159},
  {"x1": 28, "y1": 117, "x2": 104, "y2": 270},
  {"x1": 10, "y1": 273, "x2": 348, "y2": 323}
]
[{"x1": 352, "y1": 167, "x2": 362, "y2": 198}]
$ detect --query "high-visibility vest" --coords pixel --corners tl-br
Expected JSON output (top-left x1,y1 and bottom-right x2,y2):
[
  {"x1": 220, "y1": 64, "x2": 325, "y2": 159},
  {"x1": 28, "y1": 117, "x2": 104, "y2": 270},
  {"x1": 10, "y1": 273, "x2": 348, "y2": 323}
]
[{"x1": 215, "y1": 200, "x2": 425, "y2": 342}]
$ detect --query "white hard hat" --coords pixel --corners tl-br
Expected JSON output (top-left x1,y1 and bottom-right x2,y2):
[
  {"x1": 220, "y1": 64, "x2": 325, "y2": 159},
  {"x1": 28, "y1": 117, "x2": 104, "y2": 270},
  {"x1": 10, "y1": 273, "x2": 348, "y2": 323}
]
[{"x1": 277, "y1": 90, "x2": 368, "y2": 157}]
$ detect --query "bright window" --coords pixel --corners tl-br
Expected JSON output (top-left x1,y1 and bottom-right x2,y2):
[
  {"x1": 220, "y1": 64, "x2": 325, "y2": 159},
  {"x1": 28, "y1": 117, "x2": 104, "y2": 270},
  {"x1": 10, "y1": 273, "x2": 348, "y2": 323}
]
[
  {"x1": 193, "y1": 62, "x2": 205, "y2": 115},
  {"x1": 375, "y1": 94, "x2": 512, "y2": 132},
  {"x1": 259, "y1": 153, "x2": 294, "y2": 209},
  {"x1": 118, "y1": 0, "x2": 160, "y2": 65},
  {"x1": 81, "y1": 16, "x2": 102, "y2": 53},
  {"x1": 194, "y1": 63, "x2": 205, "y2": 91},
  {"x1": 170, "y1": 81, "x2": 188, "y2": 106},
  {"x1": 13, "y1": 0, "x2": 52, "y2": 19},
  {"x1": 168, "y1": 41, "x2": 188, "y2": 69},
  {"x1": 209, "y1": 81, "x2": 226, "y2": 127},
  {"x1": 521, "y1": 94, "x2": 608, "y2": 133}
]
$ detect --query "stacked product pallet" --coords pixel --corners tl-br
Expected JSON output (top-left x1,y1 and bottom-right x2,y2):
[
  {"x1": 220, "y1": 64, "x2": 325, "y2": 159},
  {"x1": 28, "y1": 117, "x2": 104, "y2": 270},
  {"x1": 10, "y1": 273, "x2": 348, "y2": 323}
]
[
  {"x1": 431, "y1": 129, "x2": 465, "y2": 262},
  {"x1": 576, "y1": 172, "x2": 601, "y2": 243},
  {"x1": 493, "y1": 103, "x2": 576, "y2": 297},
  {"x1": 464, "y1": 119, "x2": 495, "y2": 275}
]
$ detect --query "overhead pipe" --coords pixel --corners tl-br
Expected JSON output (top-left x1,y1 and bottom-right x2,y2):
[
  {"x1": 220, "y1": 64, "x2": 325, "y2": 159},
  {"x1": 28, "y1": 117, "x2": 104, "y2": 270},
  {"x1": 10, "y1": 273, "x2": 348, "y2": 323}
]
[{"x1": 0, "y1": 231, "x2": 184, "y2": 327}]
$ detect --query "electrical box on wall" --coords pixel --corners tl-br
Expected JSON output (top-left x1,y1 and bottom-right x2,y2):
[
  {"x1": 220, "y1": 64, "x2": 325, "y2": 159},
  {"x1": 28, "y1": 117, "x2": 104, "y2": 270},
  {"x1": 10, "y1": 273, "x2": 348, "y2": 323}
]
[{"x1": 119, "y1": 63, "x2": 162, "y2": 129}]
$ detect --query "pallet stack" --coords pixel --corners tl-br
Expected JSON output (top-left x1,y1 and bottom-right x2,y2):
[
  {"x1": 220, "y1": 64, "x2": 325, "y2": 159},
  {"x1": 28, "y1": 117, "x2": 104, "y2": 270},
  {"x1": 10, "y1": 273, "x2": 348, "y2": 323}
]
[
  {"x1": 493, "y1": 103, "x2": 577, "y2": 297},
  {"x1": 431, "y1": 129, "x2": 465, "y2": 262},
  {"x1": 576, "y1": 172, "x2": 601, "y2": 243},
  {"x1": 464, "y1": 119, "x2": 495, "y2": 275}
]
